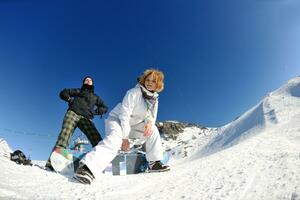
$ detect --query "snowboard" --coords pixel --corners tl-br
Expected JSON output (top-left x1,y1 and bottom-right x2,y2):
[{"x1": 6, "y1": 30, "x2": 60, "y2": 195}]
[
  {"x1": 104, "y1": 150, "x2": 171, "y2": 175},
  {"x1": 161, "y1": 150, "x2": 171, "y2": 165},
  {"x1": 50, "y1": 147, "x2": 85, "y2": 175}
]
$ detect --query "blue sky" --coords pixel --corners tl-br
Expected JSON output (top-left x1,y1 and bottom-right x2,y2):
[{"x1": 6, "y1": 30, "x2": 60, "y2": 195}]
[{"x1": 0, "y1": 0, "x2": 299, "y2": 160}]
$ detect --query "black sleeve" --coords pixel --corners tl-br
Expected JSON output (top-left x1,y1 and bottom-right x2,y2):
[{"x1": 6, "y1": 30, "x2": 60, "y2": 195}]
[
  {"x1": 95, "y1": 96, "x2": 108, "y2": 115},
  {"x1": 59, "y1": 88, "x2": 81, "y2": 102}
]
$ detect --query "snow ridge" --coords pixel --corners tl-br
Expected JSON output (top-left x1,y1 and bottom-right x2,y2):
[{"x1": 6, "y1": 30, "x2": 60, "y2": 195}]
[{"x1": 194, "y1": 76, "x2": 300, "y2": 158}]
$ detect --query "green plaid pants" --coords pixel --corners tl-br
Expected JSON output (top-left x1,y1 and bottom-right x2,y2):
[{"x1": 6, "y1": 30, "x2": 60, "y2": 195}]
[
  {"x1": 55, "y1": 110, "x2": 102, "y2": 148},
  {"x1": 46, "y1": 110, "x2": 102, "y2": 169}
]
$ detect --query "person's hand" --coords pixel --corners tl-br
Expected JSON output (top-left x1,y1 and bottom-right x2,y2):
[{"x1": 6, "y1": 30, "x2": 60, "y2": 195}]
[
  {"x1": 67, "y1": 97, "x2": 74, "y2": 106},
  {"x1": 97, "y1": 107, "x2": 108, "y2": 115},
  {"x1": 121, "y1": 139, "x2": 130, "y2": 151},
  {"x1": 144, "y1": 123, "x2": 152, "y2": 137}
]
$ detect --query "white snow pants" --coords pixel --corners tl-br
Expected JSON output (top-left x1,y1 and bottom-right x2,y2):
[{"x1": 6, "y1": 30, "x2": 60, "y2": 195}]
[{"x1": 81, "y1": 117, "x2": 164, "y2": 179}]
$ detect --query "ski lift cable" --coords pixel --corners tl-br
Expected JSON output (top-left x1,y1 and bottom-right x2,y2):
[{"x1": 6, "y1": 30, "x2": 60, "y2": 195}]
[{"x1": 0, "y1": 127, "x2": 56, "y2": 138}]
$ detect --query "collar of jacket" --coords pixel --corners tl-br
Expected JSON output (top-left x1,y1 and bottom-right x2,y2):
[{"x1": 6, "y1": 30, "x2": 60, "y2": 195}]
[
  {"x1": 81, "y1": 84, "x2": 94, "y2": 93},
  {"x1": 138, "y1": 84, "x2": 159, "y2": 100}
]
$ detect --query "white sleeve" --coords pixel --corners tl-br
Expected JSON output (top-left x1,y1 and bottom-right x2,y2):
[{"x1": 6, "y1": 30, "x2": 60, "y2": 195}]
[{"x1": 119, "y1": 89, "x2": 138, "y2": 139}]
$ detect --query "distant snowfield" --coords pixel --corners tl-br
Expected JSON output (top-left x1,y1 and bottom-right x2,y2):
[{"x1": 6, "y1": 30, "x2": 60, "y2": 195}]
[{"x1": 1, "y1": 77, "x2": 300, "y2": 200}]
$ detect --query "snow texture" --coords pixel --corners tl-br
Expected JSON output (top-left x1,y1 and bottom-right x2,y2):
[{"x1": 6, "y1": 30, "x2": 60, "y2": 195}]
[{"x1": 1, "y1": 77, "x2": 300, "y2": 200}]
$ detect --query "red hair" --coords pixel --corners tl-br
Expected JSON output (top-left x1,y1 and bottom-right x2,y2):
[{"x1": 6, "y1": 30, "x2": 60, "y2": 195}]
[{"x1": 138, "y1": 69, "x2": 164, "y2": 92}]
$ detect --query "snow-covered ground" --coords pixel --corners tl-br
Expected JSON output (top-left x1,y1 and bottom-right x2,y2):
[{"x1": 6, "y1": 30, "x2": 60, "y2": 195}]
[
  {"x1": 1, "y1": 76, "x2": 300, "y2": 200},
  {"x1": 0, "y1": 138, "x2": 12, "y2": 159}
]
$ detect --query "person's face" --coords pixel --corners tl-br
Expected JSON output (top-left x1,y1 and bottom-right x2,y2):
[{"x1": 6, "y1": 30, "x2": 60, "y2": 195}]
[
  {"x1": 84, "y1": 77, "x2": 93, "y2": 86},
  {"x1": 144, "y1": 75, "x2": 157, "y2": 92}
]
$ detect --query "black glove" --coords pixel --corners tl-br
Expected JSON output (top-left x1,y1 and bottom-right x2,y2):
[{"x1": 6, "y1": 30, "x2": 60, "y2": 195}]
[
  {"x1": 67, "y1": 97, "x2": 74, "y2": 106},
  {"x1": 96, "y1": 107, "x2": 108, "y2": 115}
]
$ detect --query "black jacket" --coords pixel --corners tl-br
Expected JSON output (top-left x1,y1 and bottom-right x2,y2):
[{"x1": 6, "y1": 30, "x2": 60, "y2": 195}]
[{"x1": 59, "y1": 86, "x2": 108, "y2": 119}]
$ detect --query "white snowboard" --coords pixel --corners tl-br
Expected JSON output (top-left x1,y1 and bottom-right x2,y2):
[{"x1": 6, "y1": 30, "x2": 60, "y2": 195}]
[{"x1": 50, "y1": 149, "x2": 74, "y2": 175}]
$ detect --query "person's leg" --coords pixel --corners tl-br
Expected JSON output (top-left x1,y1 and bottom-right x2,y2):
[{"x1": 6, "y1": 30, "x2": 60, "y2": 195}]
[
  {"x1": 143, "y1": 126, "x2": 164, "y2": 162},
  {"x1": 143, "y1": 126, "x2": 170, "y2": 172},
  {"x1": 128, "y1": 126, "x2": 168, "y2": 172},
  {"x1": 55, "y1": 110, "x2": 80, "y2": 148},
  {"x1": 77, "y1": 117, "x2": 102, "y2": 147},
  {"x1": 45, "y1": 110, "x2": 79, "y2": 169},
  {"x1": 78, "y1": 118, "x2": 123, "y2": 179}
]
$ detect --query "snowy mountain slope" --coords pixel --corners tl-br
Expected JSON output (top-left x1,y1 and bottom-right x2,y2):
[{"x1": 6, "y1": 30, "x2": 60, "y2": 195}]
[
  {"x1": 161, "y1": 126, "x2": 215, "y2": 163},
  {"x1": 1, "y1": 77, "x2": 300, "y2": 200},
  {"x1": 156, "y1": 120, "x2": 214, "y2": 162},
  {"x1": 195, "y1": 76, "x2": 300, "y2": 158}
]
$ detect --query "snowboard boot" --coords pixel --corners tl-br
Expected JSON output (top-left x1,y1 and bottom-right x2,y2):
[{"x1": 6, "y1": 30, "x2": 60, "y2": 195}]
[
  {"x1": 45, "y1": 160, "x2": 55, "y2": 171},
  {"x1": 148, "y1": 161, "x2": 170, "y2": 172},
  {"x1": 74, "y1": 163, "x2": 95, "y2": 184}
]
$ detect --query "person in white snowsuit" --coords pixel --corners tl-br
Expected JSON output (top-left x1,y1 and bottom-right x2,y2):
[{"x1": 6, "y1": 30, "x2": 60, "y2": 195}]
[{"x1": 74, "y1": 69, "x2": 169, "y2": 184}]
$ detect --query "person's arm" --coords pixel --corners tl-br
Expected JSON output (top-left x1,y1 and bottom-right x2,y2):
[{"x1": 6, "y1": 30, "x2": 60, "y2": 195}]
[
  {"x1": 59, "y1": 88, "x2": 80, "y2": 102},
  {"x1": 119, "y1": 88, "x2": 138, "y2": 139},
  {"x1": 95, "y1": 96, "x2": 108, "y2": 116}
]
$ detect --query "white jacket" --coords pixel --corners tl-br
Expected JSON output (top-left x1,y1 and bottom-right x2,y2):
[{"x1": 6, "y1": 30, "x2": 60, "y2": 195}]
[{"x1": 109, "y1": 85, "x2": 158, "y2": 138}]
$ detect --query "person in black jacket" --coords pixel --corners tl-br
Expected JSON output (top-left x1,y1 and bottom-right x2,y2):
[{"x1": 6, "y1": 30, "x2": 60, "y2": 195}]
[{"x1": 45, "y1": 76, "x2": 108, "y2": 171}]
